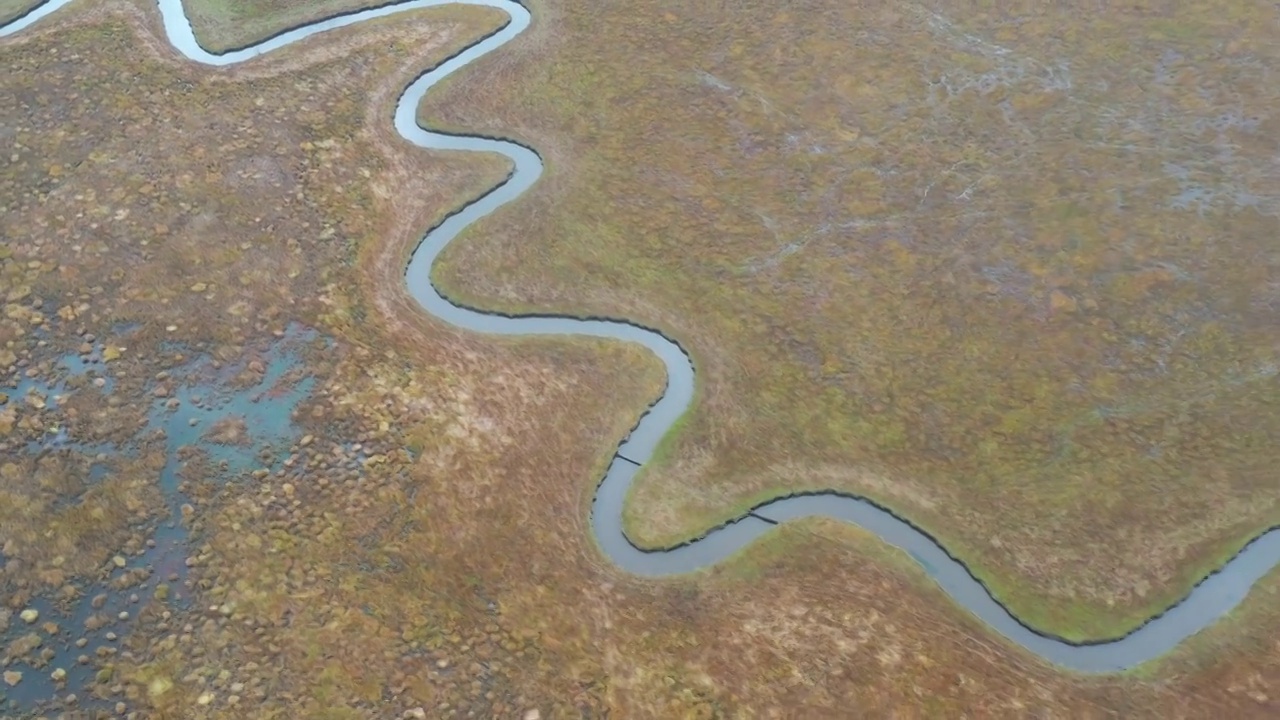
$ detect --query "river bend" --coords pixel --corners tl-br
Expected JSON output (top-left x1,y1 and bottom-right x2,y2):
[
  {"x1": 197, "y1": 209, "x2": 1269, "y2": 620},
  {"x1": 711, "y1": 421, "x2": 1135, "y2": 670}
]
[{"x1": 4, "y1": 0, "x2": 1279, "y2": 674}]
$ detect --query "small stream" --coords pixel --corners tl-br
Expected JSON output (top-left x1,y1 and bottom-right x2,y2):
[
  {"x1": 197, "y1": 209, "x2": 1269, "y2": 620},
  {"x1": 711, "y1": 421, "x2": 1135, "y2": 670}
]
[{"x1": 4, "y1": 0, "x2": 1279, "y2": 675}]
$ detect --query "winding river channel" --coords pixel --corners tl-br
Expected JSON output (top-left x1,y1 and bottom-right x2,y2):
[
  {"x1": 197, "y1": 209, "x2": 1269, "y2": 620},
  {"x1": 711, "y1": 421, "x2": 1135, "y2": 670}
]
[{"x1": 6, "y1": 0, "x2": 1280, "y2": 675}]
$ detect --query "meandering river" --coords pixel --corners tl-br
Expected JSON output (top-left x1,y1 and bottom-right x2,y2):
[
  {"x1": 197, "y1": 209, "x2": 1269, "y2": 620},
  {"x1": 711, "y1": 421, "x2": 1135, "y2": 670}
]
[{"x1": 5, "y1": 0, "x2": 1279, "y2": 674}]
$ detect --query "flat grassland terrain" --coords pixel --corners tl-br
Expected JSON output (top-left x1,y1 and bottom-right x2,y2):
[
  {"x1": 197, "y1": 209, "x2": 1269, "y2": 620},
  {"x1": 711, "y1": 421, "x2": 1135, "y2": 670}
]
[
  {"x1": 423, "y1": 0, "x2": 1280, "y2": 640},
  {"x1": 0, "y1": 0, "x2": 40, "y2": 24},
  {"x1": 182, "y1": 0, "x2": 396, "y2": 52},
  {"x1": 8, "y1": 1, "x2": 1280, "y2": 718}
]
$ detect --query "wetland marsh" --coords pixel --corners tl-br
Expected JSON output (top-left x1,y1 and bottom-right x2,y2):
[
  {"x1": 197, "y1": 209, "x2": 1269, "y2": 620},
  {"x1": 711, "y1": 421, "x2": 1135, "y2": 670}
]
[{"x1": 6, "y1": 0, "x2": 1280, "y2": 716}]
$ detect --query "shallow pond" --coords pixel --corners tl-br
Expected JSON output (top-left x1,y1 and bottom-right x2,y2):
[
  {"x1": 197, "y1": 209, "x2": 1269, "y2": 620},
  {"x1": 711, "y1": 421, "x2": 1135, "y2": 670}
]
[{"x1": 1, "y1": 324, "x2": 316, "y2": 712}]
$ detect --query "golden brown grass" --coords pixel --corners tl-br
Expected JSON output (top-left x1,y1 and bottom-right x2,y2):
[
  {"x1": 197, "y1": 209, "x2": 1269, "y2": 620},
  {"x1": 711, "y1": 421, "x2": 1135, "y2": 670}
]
[
  {"x1": 421, "y1": 0, "x2": 1280, "y2": 640},
  {"x1": 9, "y1": 1, "x2": 1280, "y2": 718},
  {"x1": 0, "y1": 451, "x2": 166, "y2": 591}
]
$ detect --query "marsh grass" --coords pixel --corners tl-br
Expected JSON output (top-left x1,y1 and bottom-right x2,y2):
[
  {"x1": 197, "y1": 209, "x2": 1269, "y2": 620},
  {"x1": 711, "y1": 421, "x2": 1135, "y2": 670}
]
[
  {"x1": 183, "y1": 0, "x2": 404, "y2": 52},
  {"x1": 420, "y1": 0, "x2": 1280, "y2": 641},
  {"x1": 9, "y1": 2, "x2": 1280, "y2": 716},
  {"x1": 0, "y1": 451, "x2": 166, "y2": 590}
]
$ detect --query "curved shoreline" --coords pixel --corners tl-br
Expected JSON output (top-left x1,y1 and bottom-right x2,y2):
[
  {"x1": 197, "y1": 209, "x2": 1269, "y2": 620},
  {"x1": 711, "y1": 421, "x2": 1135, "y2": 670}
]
[{"x1": 4, "y1": 0, "x2": 1279, "y2": 674}]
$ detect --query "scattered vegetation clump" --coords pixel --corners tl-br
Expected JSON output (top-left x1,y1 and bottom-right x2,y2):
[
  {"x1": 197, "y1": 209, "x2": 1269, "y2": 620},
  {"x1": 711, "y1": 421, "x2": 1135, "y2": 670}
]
[
  {"x1": 422, "y1": 0, "x2": 1280, "y2": 640},
  {"x1": 184, "y1": 0, "x2": 403, "y2": 52},
  {"x1": 9, "y1": 1, "x2": 1280, "y2": 717},
  {"x1": 0, "y1": 450, "x2": 166, "y2": 590}
]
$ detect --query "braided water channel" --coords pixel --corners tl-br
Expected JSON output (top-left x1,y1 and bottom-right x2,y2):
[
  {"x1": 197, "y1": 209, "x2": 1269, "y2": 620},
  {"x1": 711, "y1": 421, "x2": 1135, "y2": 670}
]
[{"x1": 5, "y1": 0, "x2": 1280, "y2": 675}]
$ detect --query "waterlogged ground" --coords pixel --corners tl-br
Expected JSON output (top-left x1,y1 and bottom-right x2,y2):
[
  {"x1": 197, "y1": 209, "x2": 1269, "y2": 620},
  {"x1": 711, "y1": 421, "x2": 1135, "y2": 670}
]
[
  {"x1": 424, "y1": 0, "x2": 1280, "y2": 639},
  {"x1": 10, "y1": 1, "x2": 1280, "y2": 718},
  {"x1": 1, "y1": 324, "x2": 316, "y2": 713},
  {"x1": 2, "y1": 7, "x2": 640, "y2": 716}
]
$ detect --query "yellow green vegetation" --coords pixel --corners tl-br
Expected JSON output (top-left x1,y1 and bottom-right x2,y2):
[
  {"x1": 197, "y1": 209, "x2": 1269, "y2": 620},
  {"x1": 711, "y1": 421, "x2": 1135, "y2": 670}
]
[
  {"x1": 422, "y1": 0, "x2": 1280, "y2": 640},
  {"x1": 0, "y1": 451, "x2": 166, "y2": 589},
  {"x1": 0, "y1": 0, "x2": 41, "y2": 25},
  {"x1": 183, "y1": 0, "x2": 398, "y2": 52}
]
